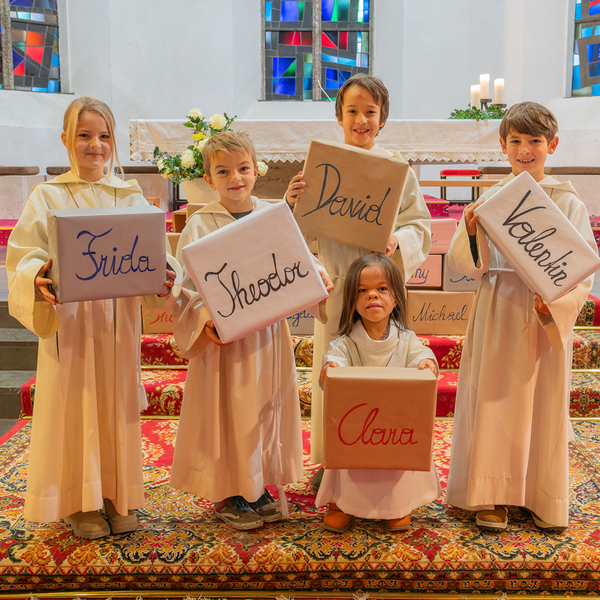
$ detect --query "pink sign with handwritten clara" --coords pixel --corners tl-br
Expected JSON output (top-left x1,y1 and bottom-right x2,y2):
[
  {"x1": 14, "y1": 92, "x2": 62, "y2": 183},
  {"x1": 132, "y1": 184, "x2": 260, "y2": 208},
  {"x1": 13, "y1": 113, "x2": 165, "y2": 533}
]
[{"x1": 323, "y1": 366, "x2": 437, "y2": 471}]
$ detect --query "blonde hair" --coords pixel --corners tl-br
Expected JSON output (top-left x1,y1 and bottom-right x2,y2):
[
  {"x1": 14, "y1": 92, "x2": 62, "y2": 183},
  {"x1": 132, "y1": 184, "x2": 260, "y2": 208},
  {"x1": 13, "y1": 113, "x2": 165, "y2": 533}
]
[
  {"x1": 334, "y1": 73, "x2": 390, "y2": 128},
  {"x1": 499, "y1": 101, "x2": 558, "y2": 144},
  {"x1": 337, "y1": 254, "x2": 407, "y2": 336},
  {"x1": 62, "y1": 96, "x2": 122, "y2": 180},
  {"x1": 201, "y1": 131, "x2": 257, "y2": 178}
]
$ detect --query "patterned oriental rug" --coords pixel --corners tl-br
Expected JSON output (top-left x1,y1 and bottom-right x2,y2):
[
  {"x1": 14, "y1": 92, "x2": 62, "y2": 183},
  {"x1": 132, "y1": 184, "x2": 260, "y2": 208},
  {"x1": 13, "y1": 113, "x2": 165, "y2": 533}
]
[{"x1": 1, "y1": 419, "x2": 600, "y2": 597}]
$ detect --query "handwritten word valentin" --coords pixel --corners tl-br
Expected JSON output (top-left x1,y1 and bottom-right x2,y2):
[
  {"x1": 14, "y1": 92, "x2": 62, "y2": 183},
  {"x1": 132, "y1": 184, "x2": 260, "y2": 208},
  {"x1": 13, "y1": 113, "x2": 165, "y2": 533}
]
[
  {"x1": 301, "y1": 163, "x2": 391, "y2": 225},
  {"x1": 205, "y1": 253, "x2": 309, "y2": 318},
  {"x1": 76, "y1": 229, "x2": 156, "y2": 281}
]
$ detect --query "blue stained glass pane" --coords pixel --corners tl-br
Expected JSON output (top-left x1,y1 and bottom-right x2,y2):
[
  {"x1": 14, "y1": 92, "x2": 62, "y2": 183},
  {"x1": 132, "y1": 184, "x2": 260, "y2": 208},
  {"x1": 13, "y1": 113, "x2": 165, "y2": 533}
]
[
  {"x1": 322, "y1": 0, "x2": 334, "y2": 21},
  {"x1": 591, "y1": 1, "x2": 600, "y2": 16},
  {"x1": 326, "y1": 79, "x2": 338, "y2": 89},
  {"x1": 51, "y1": 53, "x2": 59, "y2": 66},
  {"x1": 338, "y1": 56, "x2": 356, "y2": 66},
  {"x1": 12, "y1": 49, "x2": 23, "y2": 67},
  {"x1": 17, "y1": 12, "x2": 30, "y2": 19},
  {"x1": 303, "y1": 90, "x2": 312, "y2": 99},
  {"x1": 276, "y1": 77, "x2": 296, "y2": 95},
  {"x1": 304, "y1": 62, "x2": 313, "y2": 76},
  {"x1": 326, "y1": 68, "x2": 337, "y2": 80},
  {"x1": 574, "y1": 52, "x2": 580, "y2": 66},
  {"x1": 339, "y1": 69, "x2": 350, "y2": 83},
  {"x1": 593, "y1": 83, "x2": 600, "y2": 95},
  {"x1": 363, "y1": 0, "x2": 369, "y2": 23},
  {"x1": 281, "y1": 1, "x2": 299, "y2": 21},
  {"x1": 322, "y1": 53, "x2": 338, "y2": 63},
  {"x1": 573, "y1": 65, "x2": 582, "y2": 89},
  {"x1": 273, "y1": 56, "x2": 294, "y2": 77},
  {"x1": 10, "y1": 0, "x2": 34, "y2": 6},
  {"x1": 32, "y1": 86, "x2": 47, "y2": 92},
  {"x1": 265, "y1": 31, "x2": 272, "y2": 48},
  {"x1": 48, "y1": 79, "x2": 59, "y2": 93},
  {"x1": 361, "y1": 53, "x2": 368, "y2": 67},
  {"x1": 303, "y1": 77, "x2": 312, "y2": 90},
  {"x1": 590, "y1": 61, "x2": 600, "y2": 77},
  {"x1": 30, "y1": 13, "x2": 45, "y2": 21},
  {"x1": 587, "y1": 42, "x2": 598, "y2": 61},
  {"x1": 583, "y1": 26, "x2": 593, "y2": 36},
  {"x1": 266, "y1": 1, "x2": 272, "y2": 21}
]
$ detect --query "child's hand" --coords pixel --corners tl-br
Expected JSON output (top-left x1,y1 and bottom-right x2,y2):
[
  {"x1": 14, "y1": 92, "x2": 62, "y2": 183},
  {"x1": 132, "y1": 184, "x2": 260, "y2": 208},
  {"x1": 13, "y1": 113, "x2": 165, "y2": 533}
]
[
  {"x1": 534, "y1": 294, "x2": 551, "y2": 316},
  {"x1": 319, "y1": 271, "x2": 334, "y2": 296},
  {"x1": 464, "y1": 198, "x2": 486, "y2": 236},
  {"x1": 285, "y1": 171, "x2": 305, "y2": 208},
  {"x1": 418, "y1": 358, "x2": 439, "y2": 378},
  {"x1": 320, "y1": 361, "x2": 339, "y2": 386},
  {"x1": 35, "y1": 258, "x2": 57, "y2": 305},
  {"x1": 203, "y1": 320, "x2": 232, "y2": 347},
  {"x1": 158, "y1": 264, "x2": 177, "y2": 297},
  {"x1": 385, "y1": 235, "x2": 399, "y2": 257}
]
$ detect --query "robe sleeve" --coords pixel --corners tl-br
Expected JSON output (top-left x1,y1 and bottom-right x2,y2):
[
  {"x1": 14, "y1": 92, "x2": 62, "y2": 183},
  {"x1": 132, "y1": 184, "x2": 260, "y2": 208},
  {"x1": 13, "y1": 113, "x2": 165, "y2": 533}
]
[
  {"x1": 391, "y1": 167, "x2": 432, "y2": 281},
  {"x1": 322, "y1": 336, "x2": 352, "y2": 368},
  {"x1": 404, "y1": 330, "x2": 438, "y2": 368}
]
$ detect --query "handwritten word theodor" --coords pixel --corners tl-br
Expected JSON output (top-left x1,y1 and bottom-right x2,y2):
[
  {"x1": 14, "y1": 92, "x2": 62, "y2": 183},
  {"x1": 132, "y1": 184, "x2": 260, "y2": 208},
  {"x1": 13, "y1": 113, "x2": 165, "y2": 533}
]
[
  {"x1": 205, "y1": 253, "x2": 309, "y2": 318},
  {"x1": 76, "y1": 229, "x2": 156, "y2": 281},
  {"x1": 338, "y1": 403, "x2": 416, "y2": 446},
  {"x1": 301, "y1": 163, "x2": 391, "y2": 224},
  {"x1": 502, "y1": 190, "x2": 571, "y2": 287}
]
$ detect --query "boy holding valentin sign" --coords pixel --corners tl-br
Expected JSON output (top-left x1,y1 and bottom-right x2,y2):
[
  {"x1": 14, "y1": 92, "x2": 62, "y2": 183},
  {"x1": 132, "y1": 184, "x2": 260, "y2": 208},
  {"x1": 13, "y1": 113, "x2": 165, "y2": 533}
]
[
  {"x1": 446, "y1": 102, "x2": 598, "y2": 531},
  {"x1": 285, "y1": 74, "x2": 431, "y2": 484},
  {"x1": 170, "y1": 131, "x2": 333, "y2": 530}
]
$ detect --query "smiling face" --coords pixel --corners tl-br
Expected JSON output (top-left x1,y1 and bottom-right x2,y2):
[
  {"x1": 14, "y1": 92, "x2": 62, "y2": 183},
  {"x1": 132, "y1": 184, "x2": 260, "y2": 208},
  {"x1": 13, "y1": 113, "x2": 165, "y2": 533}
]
[
  {"x1": 500, "y1": 130, "x2": 558, "y2": 182},
  {"x1": 354, "y1": 265, "x2": 396, "y2": 338},
  {"x1": 204, "y1": 150, "x2": 258, "y2": 213},
  {"x1": 337, "y1": 84, "x2": 383, "y2": 150},
  {"x1": 62, "y1": 111, "x2": 113, "y2": 182}
]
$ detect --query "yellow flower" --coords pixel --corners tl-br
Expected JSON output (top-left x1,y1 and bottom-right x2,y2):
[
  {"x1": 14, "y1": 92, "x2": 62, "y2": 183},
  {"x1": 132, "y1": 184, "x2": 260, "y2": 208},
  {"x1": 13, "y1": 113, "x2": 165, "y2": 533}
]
[{"x1": 193, "y1": 132, "x2": 206, "y2": 141}]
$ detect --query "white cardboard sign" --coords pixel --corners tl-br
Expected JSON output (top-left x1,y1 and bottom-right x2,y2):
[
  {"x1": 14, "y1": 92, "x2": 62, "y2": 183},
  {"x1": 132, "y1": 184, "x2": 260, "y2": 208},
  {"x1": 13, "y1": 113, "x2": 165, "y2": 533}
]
[
  {"x1": 406, "y1": 290, "x2": 475, "y2": 335},
  {"x1": 181, "y1": 202, "x2": 328, "y2": 344},
  {"x1": 406, "y1": 254, "x2": 442, "y2": 288},
  {"x1": 474, "y1": 171, "x2": 600, "y2": 302},
  {"x1": 47, "y1": 206, "x2": 167, "y2": 303},
  {"x1": 442, "y1": 254, "x2": 479, "y2": 292}
]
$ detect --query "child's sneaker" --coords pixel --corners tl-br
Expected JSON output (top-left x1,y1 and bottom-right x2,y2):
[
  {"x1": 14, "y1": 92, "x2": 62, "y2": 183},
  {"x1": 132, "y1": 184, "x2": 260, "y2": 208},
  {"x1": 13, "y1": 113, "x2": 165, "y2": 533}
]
[
  {"x1": 249, "y1": 489, "x2": 283, "y2": 523},
  {"x1": 214, "y1": 496, "x2": 264, "y2": 530}
]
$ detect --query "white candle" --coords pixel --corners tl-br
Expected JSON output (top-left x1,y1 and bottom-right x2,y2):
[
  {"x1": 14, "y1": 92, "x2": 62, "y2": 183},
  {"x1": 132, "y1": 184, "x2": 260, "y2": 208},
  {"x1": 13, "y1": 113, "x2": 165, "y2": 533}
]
[
  {"x1": 470, "y1": 84, "x2": 481, "y2": 109},
  {"x1": 494, "y1": 78, "x2": 504, "y2": 104},
  {"x1": 479, "y1": 74, "x2": 490, "y2": 99}
]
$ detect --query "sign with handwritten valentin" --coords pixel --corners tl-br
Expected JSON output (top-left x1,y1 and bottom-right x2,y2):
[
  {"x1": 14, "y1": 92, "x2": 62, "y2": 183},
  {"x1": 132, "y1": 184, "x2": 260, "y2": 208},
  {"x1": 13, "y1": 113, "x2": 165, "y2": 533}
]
[
  {"x1": 474, "y1": 171, "x2": 600, "y2": 303},
  {"x1": 406, "y1": 254, "x2": 442, "y2": 288},
  {"x1": 407, "y1": 290, "x2": 475, "y2": 335},
  {"x1": 181, "y1": 202, "x2": 328, "y2": 344},
  {"x1": 294, "y1": 139, "x2": 409, "y2": 253},
  {"x1": 47, "y1": 206, "x2": 166, "y2": 303},
  {"x1": 442, "y1": 255, "x2": 479, "y2": 292},
  {"x1": 323, "y1": 366, "x2": 437, "y2": 471}
]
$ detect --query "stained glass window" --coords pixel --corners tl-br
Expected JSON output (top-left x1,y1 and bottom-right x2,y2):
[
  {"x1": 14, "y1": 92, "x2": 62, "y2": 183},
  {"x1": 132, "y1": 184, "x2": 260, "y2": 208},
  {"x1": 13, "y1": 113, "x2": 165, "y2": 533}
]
[
  {"x1": 0, "y1": 0, "x2": 60, "y2": 93},
  {"x1": 572, "y1": 0, "x2": 600, "y2": 96},
  {"x1": 264, "y1": 0, "x2": 371, "y2": 101}
]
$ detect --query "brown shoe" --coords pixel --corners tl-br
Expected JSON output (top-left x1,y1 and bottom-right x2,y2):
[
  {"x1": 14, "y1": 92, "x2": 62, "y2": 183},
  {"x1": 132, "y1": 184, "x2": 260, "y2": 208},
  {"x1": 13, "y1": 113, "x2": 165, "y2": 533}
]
[
  {"x1": 385, "y1": 514, "x2": 411, "y2": 532},
  {"x1": 476, "y1": 506, "x2": 508, "y2": 531},
  {"x1": 323, "y1": 502, "x2": 354, "y2": 533}
]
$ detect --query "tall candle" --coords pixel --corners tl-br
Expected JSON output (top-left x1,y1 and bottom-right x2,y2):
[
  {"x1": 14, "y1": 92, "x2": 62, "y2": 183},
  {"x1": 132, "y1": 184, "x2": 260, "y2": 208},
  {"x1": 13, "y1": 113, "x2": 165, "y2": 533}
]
[
  {"x1": 494, "y1": 78, "x2": 505, "y2": 104},
  {"x1": 470, "y1": 84, "x2": 481, "y2": 109},
  {"x1": 479, "y1": 74, "x2": 490, "y2": 99}
]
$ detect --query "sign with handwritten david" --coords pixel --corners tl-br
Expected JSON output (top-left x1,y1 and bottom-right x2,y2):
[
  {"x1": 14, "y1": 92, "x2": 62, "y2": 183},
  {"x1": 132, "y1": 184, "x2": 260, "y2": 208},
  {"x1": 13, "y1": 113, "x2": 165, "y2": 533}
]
[
  {"x1": 407, "y1": 290, "x2": 475, "y2": 335},
  {"x1": 47, "y1": 206, "x2": 166, "y2": 303},
  {"x1": 181, "y1": 202, "x2": 328, "y2": 344},
  {"x1": 323, "y1": 366, "x2": 437, "y2": 471},
  {"x1": 294, "y1": 139, "x2": 409, "y2": 253},
  {"x1": 474, "y1": 171, "x2": 600, "y2": 303}
]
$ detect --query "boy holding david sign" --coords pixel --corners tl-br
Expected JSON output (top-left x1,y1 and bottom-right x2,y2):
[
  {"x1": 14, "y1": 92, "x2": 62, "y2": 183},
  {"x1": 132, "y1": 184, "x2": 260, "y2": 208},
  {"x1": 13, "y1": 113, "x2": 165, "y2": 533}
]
[{"x1": 446, "y1": 102, "x2": 598, "y2": 532}]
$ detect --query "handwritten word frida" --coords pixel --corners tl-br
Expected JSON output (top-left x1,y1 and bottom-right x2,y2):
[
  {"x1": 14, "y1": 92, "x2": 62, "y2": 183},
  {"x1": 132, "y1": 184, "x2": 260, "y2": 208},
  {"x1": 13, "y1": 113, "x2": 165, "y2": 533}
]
[
  {"x1": 502, "y1": 190, "x2": 572, "y2": 287},
  {"x1": 76, "y1": 229, "x2": 156, "y2": 281},
  {"x1": 205, "y1": 253, "x2": 309, "y2": 318},
  {"x1": 301, "y1": 163, "x2": 391, "y2": 224}
]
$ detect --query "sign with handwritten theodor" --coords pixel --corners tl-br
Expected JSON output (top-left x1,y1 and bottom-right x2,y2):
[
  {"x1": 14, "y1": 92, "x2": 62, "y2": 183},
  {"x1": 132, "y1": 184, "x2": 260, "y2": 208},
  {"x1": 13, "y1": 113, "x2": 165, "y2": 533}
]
[
  {"x1": 407, "y1": 290, "x2": 475, "y2": 335},
  {"x1": 181, "y1": 202, "x2": 328, "y2": 344},
  {"x1": 323, "y1": 366, "x2": 437, "y2": 471},
  {"x1": 47, "y1": 206, "x2": 166, "y2": 303},
  {"x1": 474, "y1": 171, "x2": 600, "y2": 303},
  {"x1": 294, "y1": 139, "x2": 409, "y2": 253}
]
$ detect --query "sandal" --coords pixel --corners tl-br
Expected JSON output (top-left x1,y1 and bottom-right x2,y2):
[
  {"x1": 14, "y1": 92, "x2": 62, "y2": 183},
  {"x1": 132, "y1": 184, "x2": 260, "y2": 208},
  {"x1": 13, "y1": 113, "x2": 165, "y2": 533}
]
[
  {"x1": 323, "y1": 502, "x2": 354, "y2": 533},
  {"x1": 476, "y1": 505, "x2": 508, "y2": 531}
]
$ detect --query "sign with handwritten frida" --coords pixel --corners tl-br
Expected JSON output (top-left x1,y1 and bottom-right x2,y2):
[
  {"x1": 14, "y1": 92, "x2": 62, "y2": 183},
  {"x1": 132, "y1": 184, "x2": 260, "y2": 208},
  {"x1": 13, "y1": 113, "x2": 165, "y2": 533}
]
[
  {"x1": 474, "y1": 171, "x2": 600, "y2": 303},
  {"x1": 323, "y1": 366, "x2": 437, "y2": 471},
  {"x1": 406, "y1": 254, "x2": 442, "y2": 288},
  {"x1": 47, "y1": 206, "x2": 166, "y2": 303},
  {"x1": 181, "y1": 202, "x2": 328, "y2": 344},
  {"x1": 442, "y1": 255, "x2": 479, "y2": 292},
  {"x1": 407, "y1": 290, "x2": 475, "y2": 335},
  {"x1": 294, "y1": 139, "x2": 409, "y2": 253}
]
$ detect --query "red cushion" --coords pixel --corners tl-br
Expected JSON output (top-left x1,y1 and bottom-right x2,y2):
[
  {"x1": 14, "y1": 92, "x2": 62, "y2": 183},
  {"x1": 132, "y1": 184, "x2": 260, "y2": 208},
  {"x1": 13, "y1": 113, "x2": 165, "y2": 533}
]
[{"x1": 440, "y1": 169, "x2": 481, "y2": 177}]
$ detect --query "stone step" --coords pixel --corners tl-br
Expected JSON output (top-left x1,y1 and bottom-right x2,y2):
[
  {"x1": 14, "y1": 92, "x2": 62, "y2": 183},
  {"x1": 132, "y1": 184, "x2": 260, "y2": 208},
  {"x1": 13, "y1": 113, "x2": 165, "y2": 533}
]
[
  {"x1": 0, "y1": 301, "x2": 23, "y2": 329},
  {"x1": 0, "y1": 328, "x2": 38, "y2": 371},
  {"x1": 0, "y1": 371, "x2": 35, "y2": 418}
]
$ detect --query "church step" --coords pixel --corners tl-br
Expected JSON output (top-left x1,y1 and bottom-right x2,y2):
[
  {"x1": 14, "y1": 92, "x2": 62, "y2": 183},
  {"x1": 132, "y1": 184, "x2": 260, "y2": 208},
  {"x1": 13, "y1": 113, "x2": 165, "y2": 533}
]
[
  {"x1": 0, "y1": 301, "x2": 24, "y2": 329},
  {"x1": 0, "y1": 328, "x2": 38, "y2": 371},
  {"x1": 0, "y1": 371, "x2": 36, "y2": 418}
]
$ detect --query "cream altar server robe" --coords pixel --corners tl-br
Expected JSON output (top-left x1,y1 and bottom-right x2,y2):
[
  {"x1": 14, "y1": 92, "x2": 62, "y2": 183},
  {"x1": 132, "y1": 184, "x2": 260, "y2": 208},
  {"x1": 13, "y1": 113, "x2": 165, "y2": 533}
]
[
  {"x1": 316, "y1": 322, "x2": 442, "y2": 519},
  {"x1": 7, "y1": 171, "x2": 181, "y2": 522},
  {"x1": 170, "y1": 198, "x2": 325, "y2": 503},
  {"x1": 445, "y1": 175, "x2": 596, "y2": 527},
  {"x1": 307, "y1": 145, "x2": 431, "y2": 464}
]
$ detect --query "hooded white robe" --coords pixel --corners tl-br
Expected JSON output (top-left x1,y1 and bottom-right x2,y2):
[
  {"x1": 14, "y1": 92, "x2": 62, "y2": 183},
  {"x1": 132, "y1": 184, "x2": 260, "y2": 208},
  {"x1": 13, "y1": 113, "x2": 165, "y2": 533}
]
[
  {"x1": 7, "y1": 171, "x2": 180, "y2": 522},
  {"x1": 445, "y1": 175, "x2": 596, "y2": 527},
  {"x1": 308, "y1": 146, "x2": 431, "y2": 464},
  {"x1": 315, "y1": 322, "x2": 442, "y2": 519}
]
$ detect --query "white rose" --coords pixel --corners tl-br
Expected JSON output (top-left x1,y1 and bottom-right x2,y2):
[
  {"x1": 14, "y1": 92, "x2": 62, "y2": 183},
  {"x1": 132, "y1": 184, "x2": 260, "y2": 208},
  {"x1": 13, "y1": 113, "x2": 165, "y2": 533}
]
[
  {"x1": 157, "y1": 159, "x2": 164, "y2": 170},
  {"x1": 257, "y1": 161, "x2": 268, "y2": 176},
  {"x1": 188, "y1": 108, "x2": 203, "y2": 120},
  {"x1": 181, "y1": 150, "x2": 196, "y2": 168},
  {"x1": 209, "y1": 113, "x2": 227, "y2": 130},
  {"x1": 197, "y1": 137, "x2": 209, "y2": 150}
]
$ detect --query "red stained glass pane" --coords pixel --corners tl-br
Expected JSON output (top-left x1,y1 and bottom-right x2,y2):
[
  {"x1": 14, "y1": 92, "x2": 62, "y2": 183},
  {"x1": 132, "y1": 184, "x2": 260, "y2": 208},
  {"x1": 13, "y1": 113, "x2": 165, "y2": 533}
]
[
  {"x1": 339, "y1": 31, "x2": 348, "y2": 50},
  {"x1": 14, "y1": 61, "x2": 24, "y2": 75},
  {"x1": 301, "y1": 32, "x2": 312, "y2": 45},
  {"x1": 25, "y1": 45, "x2": 43, "y2": 63},
  {"x1": 322, "y1": 31, "x2": 337, "y2": 48}
]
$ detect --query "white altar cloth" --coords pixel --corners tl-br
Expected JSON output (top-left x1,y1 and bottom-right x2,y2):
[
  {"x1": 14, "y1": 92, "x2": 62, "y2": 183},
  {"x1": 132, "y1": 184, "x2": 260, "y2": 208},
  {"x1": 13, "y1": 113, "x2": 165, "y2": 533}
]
[{"x1": 128, "y1": 119, "x2": 505, "y2": 164}]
